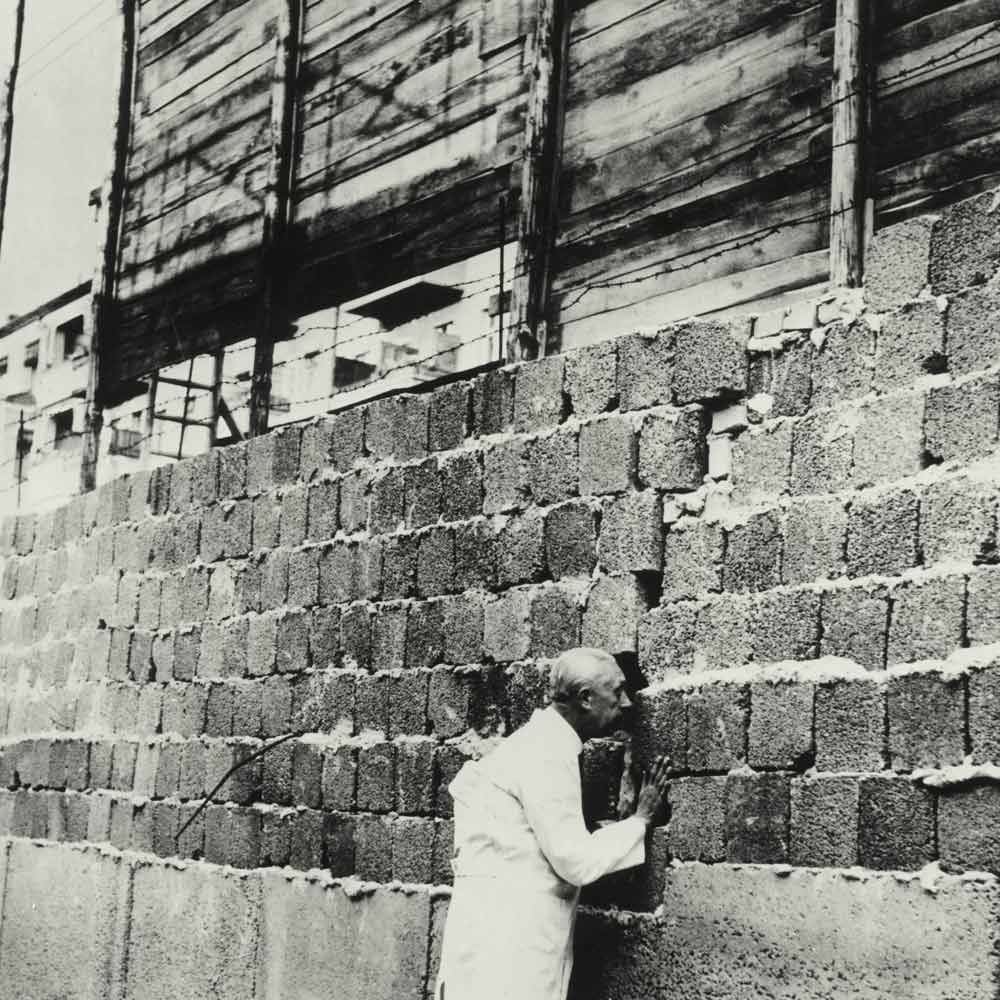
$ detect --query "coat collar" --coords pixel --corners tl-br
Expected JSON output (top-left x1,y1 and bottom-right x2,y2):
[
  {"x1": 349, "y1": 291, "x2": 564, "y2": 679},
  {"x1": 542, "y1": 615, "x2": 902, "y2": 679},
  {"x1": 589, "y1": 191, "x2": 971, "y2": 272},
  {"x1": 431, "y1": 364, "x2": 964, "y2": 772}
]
[{"x1": 535, "y1": 705, "x2": 584, "y2": 757}]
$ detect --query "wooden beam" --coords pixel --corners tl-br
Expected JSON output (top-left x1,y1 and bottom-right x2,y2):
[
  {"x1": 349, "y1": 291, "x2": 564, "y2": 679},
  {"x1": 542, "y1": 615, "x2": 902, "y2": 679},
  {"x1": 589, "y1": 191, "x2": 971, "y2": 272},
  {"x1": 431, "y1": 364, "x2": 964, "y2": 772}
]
[
  {"x1": 249, "y1": 0, "x2": 303, "y2": 438},
  {"x1": 509, "y1": 0, "x2": 570, "y2": 361},
  {"x1": 80, "y1": 0, "x2": 138, "y2": 493},
  {"x1": 0, "y1": 0, "x2": 24, "y2": 263},
  {"x1": 830, "y1": 0, "x2": 869, "y2": 288}
]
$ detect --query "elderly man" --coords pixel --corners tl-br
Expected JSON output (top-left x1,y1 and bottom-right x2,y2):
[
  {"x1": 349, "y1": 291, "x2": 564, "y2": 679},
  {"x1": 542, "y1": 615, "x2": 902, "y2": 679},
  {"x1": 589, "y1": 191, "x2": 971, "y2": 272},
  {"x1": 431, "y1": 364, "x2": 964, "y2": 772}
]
[{"x1": 435, "y1": 646, "x2": 670, "y2": 1000}]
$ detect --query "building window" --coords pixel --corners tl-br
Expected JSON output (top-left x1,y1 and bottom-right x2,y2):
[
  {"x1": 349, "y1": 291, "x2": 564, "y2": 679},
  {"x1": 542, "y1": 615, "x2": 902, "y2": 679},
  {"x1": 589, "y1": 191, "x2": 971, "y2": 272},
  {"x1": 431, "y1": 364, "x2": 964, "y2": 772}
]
[
  {"x1": 24, "y1": 340, "x2": 39, "y2": 369},
  {"x1": 52, "y1": 409, "x2": 75, "y2": 450},
  {"x1": 109, "y1": 421, "x2": 142, "y2": 459},
  {"x1": 0, "y1": 357, "x2": 7, "y2": 376},
  {"x1": 58, "y1": 315, "x2": 84, "y2": 359}
]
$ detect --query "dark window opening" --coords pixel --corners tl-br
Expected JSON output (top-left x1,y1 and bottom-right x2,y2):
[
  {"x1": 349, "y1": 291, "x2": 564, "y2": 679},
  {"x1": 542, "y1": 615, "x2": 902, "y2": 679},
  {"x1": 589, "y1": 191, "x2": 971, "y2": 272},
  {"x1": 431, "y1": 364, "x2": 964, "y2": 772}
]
[
  {"x1": 58, "y1": 315, "x2": 85, "y2": 359},
  {"x1": 24, "y1": 341, "x2": 39, "y2": 369}
]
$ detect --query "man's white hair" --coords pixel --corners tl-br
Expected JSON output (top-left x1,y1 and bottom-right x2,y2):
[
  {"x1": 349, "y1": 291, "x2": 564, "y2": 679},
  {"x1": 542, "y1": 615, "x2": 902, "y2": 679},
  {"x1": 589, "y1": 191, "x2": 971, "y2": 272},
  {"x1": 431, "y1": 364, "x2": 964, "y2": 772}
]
[{"x1": 547, "y1": 647, "x2": 619, "y2": 704}]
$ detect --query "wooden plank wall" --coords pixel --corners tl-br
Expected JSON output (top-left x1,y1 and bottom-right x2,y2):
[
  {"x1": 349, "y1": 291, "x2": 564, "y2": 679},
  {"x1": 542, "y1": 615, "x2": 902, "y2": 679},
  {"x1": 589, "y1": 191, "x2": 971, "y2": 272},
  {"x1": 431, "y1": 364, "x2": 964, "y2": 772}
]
[
  {"x1": 874, "y1": 0, "x2": 1000, "y2": 225},
  {"x1": 112, "y1": 0, "x2": 281, "y2": 382},
  {"x1": 105, "y1": 0, "x2": 1000, "y2": 381},
  {"x1": 551, "y1": 0, "x2": 837, "y2": 349},
  {"x1": 288, "y1": 0, "x2": 532, "y2": 313}
]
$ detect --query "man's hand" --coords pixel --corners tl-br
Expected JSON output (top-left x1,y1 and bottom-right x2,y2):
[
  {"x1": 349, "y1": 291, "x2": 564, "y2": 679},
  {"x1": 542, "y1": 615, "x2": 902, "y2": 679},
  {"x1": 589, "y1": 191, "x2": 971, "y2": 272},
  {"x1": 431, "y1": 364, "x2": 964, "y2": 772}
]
[{"x1": 634, "y1": 755, "x2": 670, "y2": 825}]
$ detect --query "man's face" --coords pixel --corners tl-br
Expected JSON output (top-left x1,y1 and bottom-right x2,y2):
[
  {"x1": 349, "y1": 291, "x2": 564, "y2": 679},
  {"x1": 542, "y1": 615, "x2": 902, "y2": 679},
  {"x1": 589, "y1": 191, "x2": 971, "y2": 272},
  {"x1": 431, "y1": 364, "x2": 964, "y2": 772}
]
[{"x1": 582, "y1": 663, "x2": 632, "y2": 736}]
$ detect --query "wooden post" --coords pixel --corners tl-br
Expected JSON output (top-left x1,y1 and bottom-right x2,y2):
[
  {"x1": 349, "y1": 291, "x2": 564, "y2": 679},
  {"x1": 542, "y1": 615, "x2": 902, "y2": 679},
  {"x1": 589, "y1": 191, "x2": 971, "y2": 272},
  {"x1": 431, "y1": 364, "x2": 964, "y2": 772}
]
[
  {"x1": 209, "y1": 350, "x2": 224, "y2": 447},
  {"x1": 509, "y1": 0, "x2": 570, "y2": 362},
  {"x1": 80, "y1": 0, "x2": 137, "y2": 493},
  {"x1": 141, "y1": 371, "x2": 159, "y2": 464},
  {"x1": 0, "y1": 0, "x2": 24, "y2": 263},
  {"x1": 830, "y1": 0, "x2": 868, "y2": 288},
  {"x1": 249, "y1": 0, "x2": 303, "y2": 437}
]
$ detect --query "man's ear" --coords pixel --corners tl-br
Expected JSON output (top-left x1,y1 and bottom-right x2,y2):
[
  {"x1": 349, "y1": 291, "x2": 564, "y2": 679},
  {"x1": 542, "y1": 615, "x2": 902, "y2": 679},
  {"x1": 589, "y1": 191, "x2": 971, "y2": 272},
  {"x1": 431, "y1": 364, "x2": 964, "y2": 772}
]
[{"x1": 577, "y1": 686, "x2": 592, "y2": 709}]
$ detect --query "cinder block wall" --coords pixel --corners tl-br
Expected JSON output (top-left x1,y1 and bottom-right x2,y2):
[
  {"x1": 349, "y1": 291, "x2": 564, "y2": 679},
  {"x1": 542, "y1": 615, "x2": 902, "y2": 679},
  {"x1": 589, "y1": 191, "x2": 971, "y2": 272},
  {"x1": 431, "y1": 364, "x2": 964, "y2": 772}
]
[{"x1": 2, "y1": 188, "x2": 1000, "y2": 999}]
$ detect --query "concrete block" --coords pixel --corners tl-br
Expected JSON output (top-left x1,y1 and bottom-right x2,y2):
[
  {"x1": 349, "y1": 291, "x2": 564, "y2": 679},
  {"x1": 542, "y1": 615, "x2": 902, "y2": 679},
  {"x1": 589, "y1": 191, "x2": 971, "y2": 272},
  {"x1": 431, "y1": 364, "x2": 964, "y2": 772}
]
[
  {"x1": 820, "y1": 585, "x2": 889, "y2": 670},
  {"x1": 248, "y1": 612, "x2": 278, "y2": 677},
  {"x1": 692, "y1": 594, "x2": 754, "y2": 671},
  {"x1": 673, "y1": 318, "x2": 748, "y2": 404},
  {"x1": 453, "y1": 520, "x2": 497, "y2": 591},
  {"x1": 668, "y1": 775, "x2": 726, "y2": 862},
  {"x1": 396, "y1": 738, "x2": 436, "y2": 815},
  {"x1": 921, "y1": 476, "x2": 996, "y2": 567},
  {"x1": 529, "y1": 586, "x2": 581, "y2": 658},
  {"x1": 514, "y1": 356, "x2": 565, "y2": 432},
  {"x1": 338, "y1": 469, "x2": 370, "y2": 534},
  {"x1": 298, "y1": 419, "x2": 335, "y2": 481},
  {"x1": 496, "y1": 511, "x2": 545, "y2": 587},
  {"x1": 307, "y1": 480, "x2": 339, "y2": 542},
  {"x1": 252, "y1": 495, "x2": 282, "y2": 551},
  {"x1": 637, "y1": 407, "x2": 707, "y2": 492},
  {"x1": 407, "y1": 600, "x2": 444, "y2": 669},
  {"x1": 392, "y1": 815, "x2": 436, "y2": 882},
  {"x1": 365, "y1": 394, "x2": 428, "y2": 462},
  {"x1": 938, "y1": 784, "x2": 1000, "y2": 874},
  {"x1": 368, "y1": 467, "x2": 406, "y2": 535},
  {"x1": 471, "y1": 367, "x2": 515, "y2": 436},
  {"x1": 372, "y1": 603, "x2": 408, "y2": 672},
  {"x1": 261, "y1": 675, "x2": 293, "y2": 738},
  {"x1": 178, "y1": 740, "x2": 208, "y2": 801},
  {"x1": 580, "y1": 415, "x2": 637, "y2": 495},
  {"x1": 566, "y1": 340, "x2": 618, "y2": 416},
  {"x1": 528, "y1": 427, "x2": 579, "y2": 505},
  {"x1": 929, "y1": 187, "x2": 1000, "y2": 293},
  {"x1": 428, "y1": 665, "x2": 498, "y2": 738},
  {"x1": 874, "y1": 300, "x2": 946, "y2": 392},
  {"x1": 439, "y1": 450, "x2": 482, "y2": 522},
  {"x1": 790, "y1": 410, "x2": 855, "y2": 496},
  {"x1": 790, "y1": 774, "x2": 860, "y2": 867},
  {"x1": 217, "y1": 442, "x2": 248, "y2": 499},
  {"x1": 329, "y1": 406, "x2": 367, "y2": 471},
  {"x1": 748, "y1": 682, "x2": 814, "y2": 770},
  {"x1": 323, "y1": 745, "x2": 357, "y2": 811},
  {"x1": 309, "y1": 605, "x2": 341, "y2": 670},
  {"x1": 580, "y1": 739, "x2": 625, "y2": 823},
  {"x1": 154, "y1": 742, "x2": 182, "y2": 799},
  {"x1": 128, "y1": 862, "x2": 259, "y2": 999},
  {"x1": 0, "y1": 842, "x2": 121, "y2": 999},
  {"x1": 846, "y1": 488, "x2": 919, "y2": 577},
  {"x1": 432, "y1": 820, "x2": 455, "y2": 886},
  {"x1": 661, "y1": 521, "x2": 723, "y2": 601},
  {"x1": 887, "y1": 670, "x2": 965, "y2": 769},
  {"x1": 279, "y1": 485, "x2": 309, "y2": 548},
  {"x1": 390, "y1": 669, "x2": 430, "y2": 737},
  {"x1": 865, "y1": 214, "x2": 936, "y2": 309},
  {"x1": 403, "y1": 458, "x2": 441, "y2": 530},
  {"x1": 725, "y1": 771, "x2": 790, "y2": 863},
  {"x1": 428, "y1": 381, "x2": 469, "y2": 452},
  {"x1": 969, "y1": 664, "x2": 1000, "y2": 763},
  {"x1": 887, "y1": 575, "x2": 965, "y2": 664},
  {"x1": 599, "y1": 490, "x2": 662, "y2": 574},
  {"x1": 433, "y1": 743, "x2": 474, "y2": 818},
  {"x1": 441, "y1": 593, "x2": 484, "y2": 665},
  {"x1": 257, "y1": 870, "x2": 430, "y2": 1000},
  {"x1": 811, "y1": 320, "x2": 876, "y2": 408},
  {"x1": 723, "y1": 510, "x2": 782, "y2": 592},
  {"x1": 632, "y1": 688, "x2": 687, "y2": 771},
  {"x1": 731, "y1": 421, "x2": 793, "y2": 507},
  {"x1": 858, "y1": 776, "x2": 935, "y2": 870},
  {"x1": 638, "y1": 601, "x2": 698, "y2": 682},
  {"x1": 161, "y1": 684, "x2": 207, "y2": 737},
  {"x1": 686, "y1": 684, "x2": 748, "y2": 771},
  {"x1": 484, "y1": 588, "x2": 532, "y2": 662},
  {"x1": 504, "y1": 660, "x2": 551, "y2": 730},
  {"x1": 483, "y1": 439, "x2": 531, "y2": 514},
  {"x1": 782, "y1": 497, "x2": 847, "y2": 585},
  {"x1": 853, "y1": 393, "x2": 925, "y2": 487},
  {"x1": 292, "y1": 670, "x2": 355, "y2": 735},
  {"x1": 261, "y1": 739, "x2": 295, "y2": 805},
  {"x1": 582, "y1": 574, "x2": 648, "y2": 655},
  {"x1": 355, "y1": 671, "x2": 390, "y2": 736},
  {"x1": 924, "y1": 374, "x2": 1000, "y2": 463},
  {"x1": 544, "y1": 500, "x2": 597, "y2": 580},
  {"x1": 290, "y1": 741, "x2": 323, "y2": 809},
  {"x1": 947, "y1": 282, "x2": 1000, "y2": 375},
  {"x1": 381, "y1": 533, "x2": 418, "y2": 600},
  {"x1": 355, "y1": 810, "x2": 394, "y2": 878},
  {"x1": 815, "y1": 678, "x2": 885, "y2": 771},
  {"x1": 751, "y1": 588, "x2": 821, "y2": 662},
  {"x1": 260, "y1": 810, "x2": 292, "y2": 867},
  {"x1": 341, "y1": 603, "x2": 372, "y2": 670},
  {"x1": 617, "y1": 329, "x2": 674, "y2": 411}
]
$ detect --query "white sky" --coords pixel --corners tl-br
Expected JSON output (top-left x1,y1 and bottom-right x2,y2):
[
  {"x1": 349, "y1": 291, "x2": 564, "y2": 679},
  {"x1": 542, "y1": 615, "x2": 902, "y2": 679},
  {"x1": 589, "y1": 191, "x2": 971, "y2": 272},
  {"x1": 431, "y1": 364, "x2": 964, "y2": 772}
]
[{"x1": 0, "y1": 0, "x2": 118, "y2": 321}]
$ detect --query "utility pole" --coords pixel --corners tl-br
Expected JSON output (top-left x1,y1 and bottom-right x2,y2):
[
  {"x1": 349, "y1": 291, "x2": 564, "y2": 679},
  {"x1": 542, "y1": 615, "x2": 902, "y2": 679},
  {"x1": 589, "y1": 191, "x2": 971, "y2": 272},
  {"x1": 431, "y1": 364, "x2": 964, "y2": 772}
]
[
  {"x1": 80, "y1": 0, "x2": 137, "y2": 493},
  {"x1": 0, "y1": 0, "x2": 25, "y2": 262}
]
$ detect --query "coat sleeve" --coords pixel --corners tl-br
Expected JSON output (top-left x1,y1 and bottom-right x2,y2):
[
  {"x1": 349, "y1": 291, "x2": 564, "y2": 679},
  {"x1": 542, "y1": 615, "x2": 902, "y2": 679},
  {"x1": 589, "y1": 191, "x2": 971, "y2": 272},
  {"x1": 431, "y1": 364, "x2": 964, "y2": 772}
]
[{"x1": 518, "y1": 754, "x2": 646, "y2": 887}]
